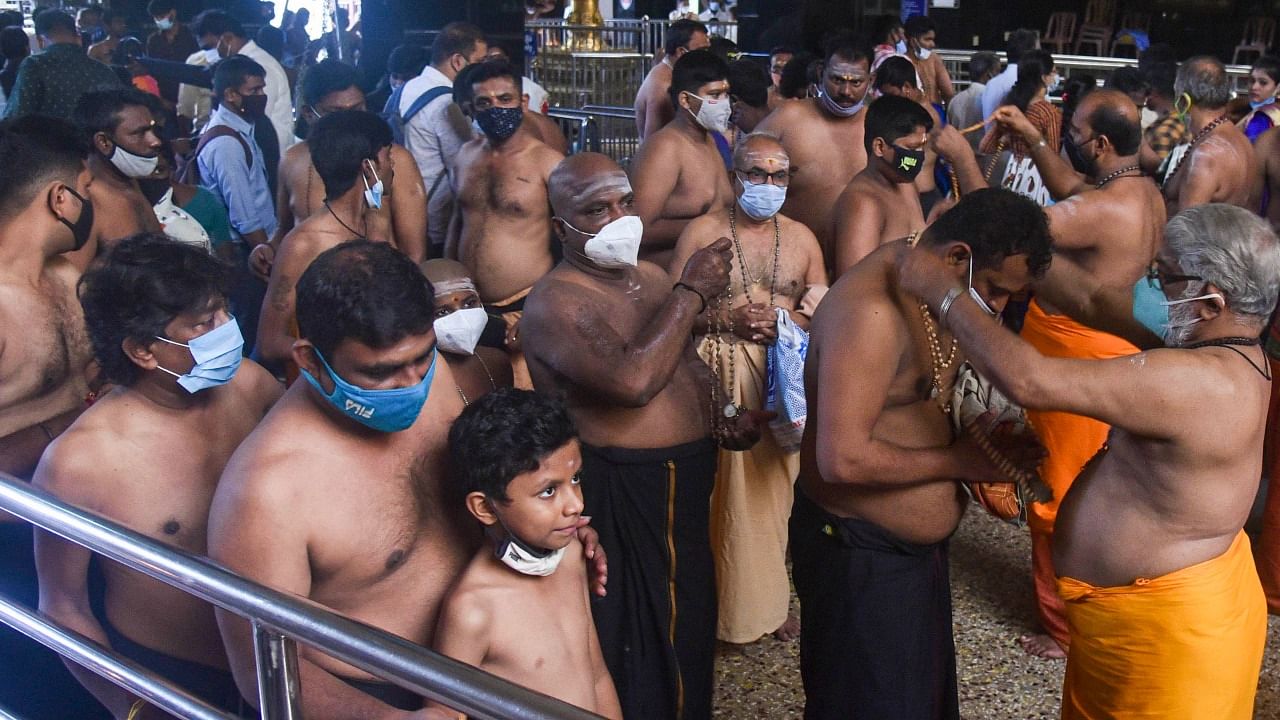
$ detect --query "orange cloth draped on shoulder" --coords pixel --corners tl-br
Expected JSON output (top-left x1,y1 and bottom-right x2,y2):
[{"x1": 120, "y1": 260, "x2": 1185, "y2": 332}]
[
  {"x1": 1020, "y1": 300, "x2": 1138, "y2": 648},
  {"x1": 1057, "y1": 531, "x2": 1267, "y2": 720}
]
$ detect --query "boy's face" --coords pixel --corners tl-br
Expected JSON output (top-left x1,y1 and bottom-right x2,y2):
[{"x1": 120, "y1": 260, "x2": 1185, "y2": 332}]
[{"x1": 481, "y1": 440, "x2": 585, "y2": 551}]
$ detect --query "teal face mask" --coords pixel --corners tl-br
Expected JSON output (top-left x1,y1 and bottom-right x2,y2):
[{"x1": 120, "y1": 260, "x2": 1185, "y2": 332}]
[
  {"x1": 1132, "y1": 275, "x2": 1170, "y2": 338},
  {"x1": 301, "y1": 346, "x2": 437, "y2": 432}
]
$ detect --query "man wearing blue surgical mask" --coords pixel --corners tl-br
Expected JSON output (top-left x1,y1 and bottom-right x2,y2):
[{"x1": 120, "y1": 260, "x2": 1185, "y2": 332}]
[
  {"x1": 211, "y1": 240, "x2": 608, "y2": 715},
  {"x1": 447, "y1": 59, "x2": 564, "y2": 389},
  {"x1": 667, "y1": 132, "x2": 827, "y2": 650},
  {"x1": 145, "y1": 0, "x2": 198, "y2": 105},
  {"x1": 33, "y1": 234, "x2": 283, "y2": 719},
  {"x1": 257, "y1": 109, "x2": 397, "y2": 378},
  {"x1": 524, "y1": 152, "x2": 769, "y2": 720}
]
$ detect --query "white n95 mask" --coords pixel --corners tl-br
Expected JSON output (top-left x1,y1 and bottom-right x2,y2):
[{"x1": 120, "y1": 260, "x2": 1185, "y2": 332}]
[
  {"x1": 434, "y1": 306, "x2": 488, "y2": 356},
  {"x1": 561, "y1": 215, "x2": 644, "y2": 269}
]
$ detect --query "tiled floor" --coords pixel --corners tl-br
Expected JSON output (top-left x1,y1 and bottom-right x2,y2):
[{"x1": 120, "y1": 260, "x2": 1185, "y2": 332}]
[{"x1": 712, "y1": 509, "x2": 1280, "y2": 719}]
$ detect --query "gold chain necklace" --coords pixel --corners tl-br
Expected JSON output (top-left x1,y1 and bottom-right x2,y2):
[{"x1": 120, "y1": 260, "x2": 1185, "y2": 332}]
[{"x1": 906, "y1": 231, "x2": 957, "y2": 412}]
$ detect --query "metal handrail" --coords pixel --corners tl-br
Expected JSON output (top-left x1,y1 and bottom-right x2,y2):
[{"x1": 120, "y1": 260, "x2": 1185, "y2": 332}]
[{"x1": 0, "y1": 473, "x2": 603, "y2": 720}]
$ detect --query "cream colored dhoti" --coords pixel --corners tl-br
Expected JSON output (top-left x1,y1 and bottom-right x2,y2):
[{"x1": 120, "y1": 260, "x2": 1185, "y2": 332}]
[{"x1": 697, "y1": 336, "x2": 798, "y2": 643}]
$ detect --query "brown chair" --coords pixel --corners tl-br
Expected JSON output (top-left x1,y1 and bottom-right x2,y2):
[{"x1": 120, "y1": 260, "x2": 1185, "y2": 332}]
[
  {"x1": 1043, "y1": 12, "x2": 1078, "y2": 54},
  {"x1": 1234, "y1": 16, "x2": 1276, "y2": 65},
  {"x1": 1111, "y1": 12, "x2": 1151, "y2": 58},
  {"x1": 1075, "y1": 0, "x2": 1116, "y2": 56}
]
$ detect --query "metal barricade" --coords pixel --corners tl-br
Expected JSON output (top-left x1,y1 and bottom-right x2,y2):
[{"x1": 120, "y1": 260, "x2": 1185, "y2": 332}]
[
  {"x1": 0, "y1": 473, "x2": 603, "y2": 720},
  {"x1": 937, "y1": 49, "x2": 1254, "y2": 93},
  {"x1": 547, "y1": 108, "x2": 598, "y2": 155},
  {"x1": 531, "y1": 51, "x2": 652, "y2": 110},
  {"x1": 581, "y1": 105, "x2": 641, "y2": 168}
]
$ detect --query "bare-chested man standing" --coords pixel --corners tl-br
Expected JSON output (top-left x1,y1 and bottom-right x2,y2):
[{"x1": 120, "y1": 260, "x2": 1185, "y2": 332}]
[
  {"x1": 633, "y1": 19, "x2": 709, "y2": 140},
  {"x1": 447, "y1": 59, "x2": 564, "y2": 387},
  {"x1": 213, "y1": 241, "x2": 470, "y2": 717},
  {"x1": 1160, "y1": 56, "x2": 1257, "y2": 217},
  {"x1": 668, "y1": 133, "x2": 826, "y2": 647},
  {"x1": 522, "y1": 152, "x2": 765, "y2": 720},
  {"x1": 903, "y1": 15, "x2": 955, "y2": 108},
  {"x1": 71, "y1": 88, "x2": 165, "y2": 264},
  {"x1": 630, "y1": 49, "x2": 735, "y2": 268},
  {"x1": 36, "y1": 235, "x2": 281, "y2": 718},
  {"x1": 260, "y1": 59, "x2": 426, "y2": 279},
  {"x1": 756, "y1": 39, "x2": 871, "y2": 259},
  {"x1": 831, "y1": 95, "x2": 986, "y2": 276},
  {"x1": 899, "y1": 203, "x2": 1276, "y2": 720},
  {"x1": 0, "y1": 115, "x2": 105, "y2": 720},
  {"x1": 792, "y1": 189, "x2": 1051, "y2": 719},
  {"x1": 991, "y1": 90, "x2": 1166, "y2": 657},
  {"x1": 256, "y1": 110, "x2": 395, "y2": 376}
]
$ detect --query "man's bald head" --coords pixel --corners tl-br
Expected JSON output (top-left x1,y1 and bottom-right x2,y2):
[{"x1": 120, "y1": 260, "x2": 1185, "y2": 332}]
[
  {"x1": 421, "y1": 258, "x2": 474, "y2": 288},
  {"x1": 1076, "y1": 89, "x2": 1142, "y2": 156},
  {"x1": 420, "y1": 258, "x2": 481, "y2": 316},
  {"x1": 732, "y1": 132, "x2": 787, "y2": 168},
  {"x1": 1175, "y1": 56, "x2": 1231, "y2": 109},
  {"x1": 549, "y1": 152, "x2": 632, "y2": 219}
]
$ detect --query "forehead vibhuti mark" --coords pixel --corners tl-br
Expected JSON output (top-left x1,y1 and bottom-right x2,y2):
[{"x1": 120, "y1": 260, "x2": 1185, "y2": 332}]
[{"x1": 571, "y1": 174, "x2": 633, "y2": 206}]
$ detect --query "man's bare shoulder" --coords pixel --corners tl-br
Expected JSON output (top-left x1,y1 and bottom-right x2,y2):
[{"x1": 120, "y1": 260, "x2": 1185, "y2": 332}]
[
  {"x1": 760, "y1": 98, "x2": 814, "y2": 129},
  {"x1": 680, "y1": 210, "x2": 729, "y2": 244},
  {"x1": 282, "y1": 140, "x2": 311, "y2": 168},
  {"x1": 815, "y1": 247, "x2": 897, "y2": 323},
  {"x1": 33, "y1": 395, "x2": 140, "y2": 502},
  {"x1": 229, "y1": 358, "x2": 284, "y2": 412},
  {"x1": 777, "y1": 213, "x2": 821, "y2": 246}
]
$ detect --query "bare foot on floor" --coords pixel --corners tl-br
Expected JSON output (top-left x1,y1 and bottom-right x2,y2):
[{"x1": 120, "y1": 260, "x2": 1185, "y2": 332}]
[
  {"x1": 772, "y1": 614, "x2": 800, "y2": 642},
  {"x1": 1019, "y1": 633, "x2": 1066, "y2": 659}
]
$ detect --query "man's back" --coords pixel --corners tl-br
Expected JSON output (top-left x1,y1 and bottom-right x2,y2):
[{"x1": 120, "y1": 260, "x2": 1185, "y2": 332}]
[
  {"x1": 1164, "y1": 124, "x2": 1258, "y2": 216},
  {"x1": 3, "y1": 43, "x2": 121, "y2": 120},
  {"x1": 634, "y1": 61, "x2": 673, "y2": 139},
  {"x1": 400, "y1": 66, "x2": 469, "y2": 246}
]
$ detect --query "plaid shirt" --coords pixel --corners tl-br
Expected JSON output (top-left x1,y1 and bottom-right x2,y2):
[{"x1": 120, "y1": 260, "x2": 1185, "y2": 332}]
[{"x1": 1144, "y1": 112, "x2": 1187, "y2": 159}]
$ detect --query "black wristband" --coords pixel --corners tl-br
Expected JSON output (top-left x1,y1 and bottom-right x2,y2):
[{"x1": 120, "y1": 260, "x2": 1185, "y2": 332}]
[{"x1": 673, "y1": 282, "x2": 707, "y2": 313}]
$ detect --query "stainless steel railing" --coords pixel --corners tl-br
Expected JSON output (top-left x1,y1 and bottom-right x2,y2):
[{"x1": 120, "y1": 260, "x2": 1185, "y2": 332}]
[
  {"x1": 0, "y1": 472, "x2": 603, "y2": 720},
  {"x1": 936, "y1": 48, "x2": 1254, "y2": 92}
]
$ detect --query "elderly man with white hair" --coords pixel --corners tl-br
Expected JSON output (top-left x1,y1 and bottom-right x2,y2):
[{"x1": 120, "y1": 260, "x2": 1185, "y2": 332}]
[{"x1": 897, "y1": 203, "x2": 1278, "y2": 720}]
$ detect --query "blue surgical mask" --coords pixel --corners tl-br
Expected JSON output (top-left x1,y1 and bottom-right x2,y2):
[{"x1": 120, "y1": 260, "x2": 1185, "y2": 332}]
[
  {"x1": 154, "y1": 316, "x2": 244, "y2": 393},
  {"x1": 362, "y1": 161, "x2": 384, "y2": 209},
  {"x1": 1251, "y1": 97, "x2": 1276, "y2": 110},
  {"x1": 301, "y1": 346, "x2": 437, "y2": 432},
  {"x1": 967, "y1": 255, "x2": 997, "y2": 316},
  {"x1": 1131, "y1": 275, "x2": 1224, "y2": 342},
  {"x1": 737, "y1": 180, "x2": 787, "y2": 221},
  {"x1": 895, "y1": 39, "x2": 907, "y2": 54},
  {"x1": 154, "y1": 16, "x2": 174, "y2": 30}
]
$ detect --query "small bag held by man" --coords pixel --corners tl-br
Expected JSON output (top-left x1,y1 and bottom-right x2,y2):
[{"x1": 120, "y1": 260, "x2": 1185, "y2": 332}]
[{"x1": 765, "y1": 307, "x2": 808, "y2": 454}]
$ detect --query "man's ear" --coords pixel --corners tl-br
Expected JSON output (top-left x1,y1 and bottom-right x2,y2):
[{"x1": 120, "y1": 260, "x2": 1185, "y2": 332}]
[
  {"x1": 291, "y1": 340, "x2": 330, "y2": 390},
  {"x1": 944, "y1": 242, "x2": 972, "y2": 267},
  {"x1": 1199, "y1": 281, "x2": 1227, "y2": 318},
  {"x1": 466, "y1": 492, "x2": 500, "y2": 526},
  {"x1": 92, "y1": 130, "x2": 114, "y2": 155},
  {"x1": 871, "y1": 136, "x2": 887, "y2": 159},
  {"x1": 122, "y1": 337, "x2": 159, "y2": 372}
]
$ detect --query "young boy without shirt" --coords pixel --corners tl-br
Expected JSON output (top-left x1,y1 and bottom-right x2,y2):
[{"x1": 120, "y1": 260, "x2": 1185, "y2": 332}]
[{"x1": 435, "y1": 389, "x2": 622, "y2": 719}]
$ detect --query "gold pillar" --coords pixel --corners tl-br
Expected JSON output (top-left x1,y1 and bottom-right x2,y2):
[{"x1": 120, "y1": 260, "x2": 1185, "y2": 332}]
[{"x1": 567, "y1": 0, "x2": 604, "y2": 52}]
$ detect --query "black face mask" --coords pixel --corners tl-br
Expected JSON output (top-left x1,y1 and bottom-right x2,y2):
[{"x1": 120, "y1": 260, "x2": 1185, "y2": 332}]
[
  {"x1": 1064, "y1": 134, "x2": 1096, "y2": 177},
  {"x1": 138, "y1": 177, "x2": 171, "y2": 205},
  {"x1": 889, "y1": 144, "x2": 926, "y2": 182},
  {"x1": 55, "y1": 186, "x2": 94, "y2": 252}
]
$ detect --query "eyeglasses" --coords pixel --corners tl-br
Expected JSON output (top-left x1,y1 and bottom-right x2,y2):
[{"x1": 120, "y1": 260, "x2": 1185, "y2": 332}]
[
  {"x1": 735, "y1": 168, "x2": 791, "y2": 186},
  {"x1": 1145, "y1": 264, "x2": 1202, "y2": 289}
]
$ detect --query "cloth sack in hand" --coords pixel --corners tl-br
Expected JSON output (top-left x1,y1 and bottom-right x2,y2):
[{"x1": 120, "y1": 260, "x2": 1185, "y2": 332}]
[{"x1": 765, "y1": 307, "x2": 808, "y2": 454}]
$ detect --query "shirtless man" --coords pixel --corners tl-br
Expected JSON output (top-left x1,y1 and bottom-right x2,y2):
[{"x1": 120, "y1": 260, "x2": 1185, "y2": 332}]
[
  {"x1": 831, "y1": 95, "x2": 984, "y2": 276},
  {"x1": 35, "y1": 235, "x2": 281, "y2": 718},
  {"x1": 1160, "y1": 56, "x2": 1257, "y2": 217},
  {"x1": 756, "y1": 39, "x2": 871, "y2": 259},
  {"x1": 633, "y1": 18, "x2": 709, "y2": 140},
  {"x1": 1253, "y1": 124, "x2": 1280, "y2": 226},
  {"x1": 792, "y1": 189, "x2": 1051, "y2": 718},
  {"x1": 447, "y1": 59, "x2": 563, "y2": 313},
  {"x1": 212, "y1": 241, "x2": 473, "y2": 716},
  {"x1": 521, "y1": 152, "x2": 764, "y2": 720},
  {"x1": 903, "y1": 15, "x2": 955, "y2": 107},
  {"x1": 260, "y1": 59, "x2": 426, "y2": 279},
  {"x1": 420, "y1": 259, "x2": 514, "y2": 405},
  {"x1": 991, "y1": 90, "x2": 1166, "y2": 658},
  {"x1": 630, "y1": 49, "x2": 734, "y2": 268},
  {"x1": 898, "y1": 203, "x2": 1277, "y2": 720},
  {"x1": 71, "y1": 88, "x2": 165, "y2": 265},
  {"x1": 257, "y1": 110, "x2": 395, "y2": 375},
  {"x1": 668, "y1": 133, "x2": 826, "y2": 646}
]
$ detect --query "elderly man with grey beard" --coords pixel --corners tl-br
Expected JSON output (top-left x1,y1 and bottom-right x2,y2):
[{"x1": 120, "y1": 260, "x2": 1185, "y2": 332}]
[{"x1": 897, "y1": 203, "x2": 1278, "y2": 720}]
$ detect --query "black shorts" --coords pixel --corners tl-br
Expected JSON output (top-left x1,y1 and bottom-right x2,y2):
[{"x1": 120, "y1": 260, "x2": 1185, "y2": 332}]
[
  {"x1": 789, "y1": 489, "x2": 959, "y2": 720},
  {"x1": 580, "y1": 438, "x2": 718, "y2": 720}
]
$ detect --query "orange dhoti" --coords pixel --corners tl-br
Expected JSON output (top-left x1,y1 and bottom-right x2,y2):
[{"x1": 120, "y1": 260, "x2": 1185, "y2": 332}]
[
  {"x1": 1057, "y1": 531, "x2": 1266, "y2": 719},
  {"x1": 1021, "y1": 301, "x2": 1138, "y2": 648}
]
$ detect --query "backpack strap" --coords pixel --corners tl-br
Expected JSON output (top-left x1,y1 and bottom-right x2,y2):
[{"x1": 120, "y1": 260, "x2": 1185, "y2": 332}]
[
  {"x1": 194, "y1": 125, "x2": 253, "y2": 169},
  {"x1": 402, "y1": 85, "x2": 452, "y2": 124}
]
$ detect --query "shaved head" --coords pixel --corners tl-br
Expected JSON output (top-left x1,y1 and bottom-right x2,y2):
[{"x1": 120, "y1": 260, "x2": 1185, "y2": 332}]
[
  {"x1": 732, "y1": 132, "x2": 787, "y2": 168},
  {"x1": 1076, "y1": 89, "x2": 1143, "y2": 156},
  {"x1": 549, "y1": 152, "x2": 631, "y2": 218},
  {"x1": 421, "y1": 258, "x2": 473, "y2": 287}
]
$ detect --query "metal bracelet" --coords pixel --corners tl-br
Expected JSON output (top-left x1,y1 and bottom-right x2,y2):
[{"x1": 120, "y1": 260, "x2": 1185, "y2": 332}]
[{"x1": 938, "y1": 287, "x2": 963, "y2": 328}]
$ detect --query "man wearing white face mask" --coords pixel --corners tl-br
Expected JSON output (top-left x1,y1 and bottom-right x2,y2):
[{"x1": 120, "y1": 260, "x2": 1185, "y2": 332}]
[
  {"x1": 421, "y1": 259, "x2": 514, "y2": 405},
  {"x1": 257, "y1": 110, "x2": 396, "y2": 379},
  {"x1": 71, "y1": 88, "x2": 166, "y2": 254},
  {"x1": 631, "y1": 48, "x2": 735, "y2": 269},
  {"x1": 903, "y1": 15, "x2": 954, "y2": 108},
  {"x1": 900, "y1": 203, "x2": 1278, "y2": 720},
  {"x1": 523, "y1": 152, "x2": 770, "y2": 720},
  {"x1": 34, "y1": 235, "x2": 282, "y2": 719},
  {"x1": 668, "y1": 132, "x2": 827, "y2": 648}
]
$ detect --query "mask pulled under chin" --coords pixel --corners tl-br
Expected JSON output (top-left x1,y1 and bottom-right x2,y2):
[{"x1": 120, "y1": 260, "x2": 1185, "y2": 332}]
[
  {"x1": 817, "y1": 89, "x2": 865, "y2": 118},
  {"x1": 109, "y1": 144, "x2": 160, "y2": 179},
  {"x1": 495, "y1": 533, "x2": 568, "y2": 576}
]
